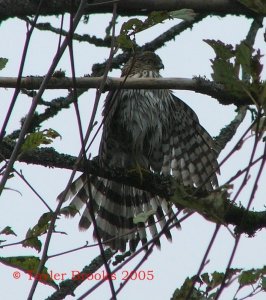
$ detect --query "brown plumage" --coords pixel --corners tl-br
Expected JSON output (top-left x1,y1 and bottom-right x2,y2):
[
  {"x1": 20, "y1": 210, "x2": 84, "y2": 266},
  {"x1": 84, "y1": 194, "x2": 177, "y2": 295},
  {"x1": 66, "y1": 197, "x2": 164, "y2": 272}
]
[{"x1": 58, "y1": 52, "x2": 218, "y2": 252}]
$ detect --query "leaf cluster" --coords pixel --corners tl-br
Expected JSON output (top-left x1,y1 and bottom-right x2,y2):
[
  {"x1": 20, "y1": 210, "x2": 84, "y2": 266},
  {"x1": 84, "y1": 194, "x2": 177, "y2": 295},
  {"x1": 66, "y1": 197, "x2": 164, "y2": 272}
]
[
  {"x1": 0, "y1": 57, "x2": 8, "y2": 70},
  {"x1": 22, "y1": 212, "x2": 54, "y2": 252},
  {"x1": 21, "y1": 128, "x2": 61, "y2": 153},
  {"x1": 205, "y1": 39, "x2": 265, "y2": 104},
  {"x1": 172, "y1": 267, "x2": 266, "y2": 300},
  {"x1": 0, "y1": 256, "x2": 58, "y2": 289},
  {"x1": 117, "y1": 9, "x2": 196, "y2": 49}
]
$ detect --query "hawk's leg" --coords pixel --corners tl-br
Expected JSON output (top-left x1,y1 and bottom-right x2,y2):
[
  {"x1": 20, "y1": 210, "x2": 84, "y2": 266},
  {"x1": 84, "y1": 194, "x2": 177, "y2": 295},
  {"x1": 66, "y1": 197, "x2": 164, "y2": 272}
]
[{"x1": 127, "y1": 159, "x2": 151, "y2": 184}]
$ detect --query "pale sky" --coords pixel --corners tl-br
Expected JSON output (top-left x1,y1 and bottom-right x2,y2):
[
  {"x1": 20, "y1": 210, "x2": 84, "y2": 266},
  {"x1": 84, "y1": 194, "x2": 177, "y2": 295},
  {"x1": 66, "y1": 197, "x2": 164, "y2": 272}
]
[{"x1": 0, "y1": 12, "x2": 266, "y2": 300}]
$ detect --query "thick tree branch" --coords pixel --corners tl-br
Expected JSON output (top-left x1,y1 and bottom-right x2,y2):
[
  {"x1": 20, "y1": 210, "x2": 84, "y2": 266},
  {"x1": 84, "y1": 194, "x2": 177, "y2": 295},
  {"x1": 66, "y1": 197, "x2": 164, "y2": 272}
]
[
  {"x1": 214, "y1": 106, "x2": 247, "y2": 153},
  {"x1": 0, "y1": 76, "x2": 255, "y2": 105},
  {"x1": 24, "y1": 13, "x2": 206, "y2": 51},
  {"x1": 0, "y1": 140, "x2": 175, "y2": 198},
  {"x1": 1, "y1": 140, "x2": 266, "y2": 236},
  {"x1": 0, "y1": 0, "x2": 260, "y2": 21},
  {"x1": 171, "y1": 184, "x2": 266, "y2": 236}
]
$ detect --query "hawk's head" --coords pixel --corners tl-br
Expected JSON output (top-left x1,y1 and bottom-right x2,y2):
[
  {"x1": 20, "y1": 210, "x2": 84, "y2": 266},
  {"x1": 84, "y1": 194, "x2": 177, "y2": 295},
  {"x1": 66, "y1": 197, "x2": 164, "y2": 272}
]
[{"x1": 122, "y1": 51, "x2": 164, "y2": 76}]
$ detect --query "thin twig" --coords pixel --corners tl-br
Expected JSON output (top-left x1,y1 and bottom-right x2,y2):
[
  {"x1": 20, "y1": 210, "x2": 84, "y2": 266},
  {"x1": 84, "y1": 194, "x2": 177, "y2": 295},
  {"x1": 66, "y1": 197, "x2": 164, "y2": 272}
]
[
  {"x1": 0, "y1": 1, "x2": 45, "y2": 143},
  {"x1": 82, "y1": 4, "x2": 118, "y2": 299},
  {"x1": 22, "y1": 18, "x2": 112, "y2": 47},
  {"x1": 143, "y1": 14, "x2": 206, "y2": 51},
  {"x1": 185, "y1": 225, "x2": 221, "y2": 299},
  {"x1": 26, "y1": 1, "x2": 88, "y2": 298},
  {"x1": 15, "y1": 169, "x2": 53, "y2": 212}
]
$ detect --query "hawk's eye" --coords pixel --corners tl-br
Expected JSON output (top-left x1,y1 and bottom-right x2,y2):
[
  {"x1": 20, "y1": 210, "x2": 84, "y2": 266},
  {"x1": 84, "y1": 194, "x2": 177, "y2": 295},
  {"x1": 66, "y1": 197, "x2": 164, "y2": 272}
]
[{"x1": 145, "y1": 59, "x2": 153, "y2": 65}]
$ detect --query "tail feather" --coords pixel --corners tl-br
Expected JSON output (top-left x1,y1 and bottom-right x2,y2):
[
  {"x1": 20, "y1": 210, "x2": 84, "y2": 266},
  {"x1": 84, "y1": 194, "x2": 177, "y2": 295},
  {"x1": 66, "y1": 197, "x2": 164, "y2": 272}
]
[
  {"x1": 136, "y1": 222, "x2": 148, "y2": 249},
  {"x1": 60, "y1": 172, "x2": 181, "y2": 252},
  {"x1": 57, "y1": 174, "x2": 86, "y2": 204},
  {"x1": 147, "y1": 214, "x2": 160, "y2": 248},
  {"x1": 155, "y1": 205, "x2": 172, "y2": 241},
  {"x1": 62, "y1": 175, "x2": 175, "y2": 251}
]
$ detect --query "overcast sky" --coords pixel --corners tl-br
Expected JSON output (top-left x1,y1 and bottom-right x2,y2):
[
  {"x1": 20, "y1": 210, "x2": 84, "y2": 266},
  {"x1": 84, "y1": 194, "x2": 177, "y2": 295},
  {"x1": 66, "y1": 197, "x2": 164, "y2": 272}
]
[{"x1": 1, "y1": 12, "x2": 266, "y2": 300}]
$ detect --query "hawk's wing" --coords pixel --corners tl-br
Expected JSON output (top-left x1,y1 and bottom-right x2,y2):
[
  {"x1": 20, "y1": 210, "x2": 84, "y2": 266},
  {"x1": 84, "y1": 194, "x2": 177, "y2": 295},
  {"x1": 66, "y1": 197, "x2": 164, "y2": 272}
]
[{"x1": 159, "y1": 94, "x2": 218, "y2": 190}]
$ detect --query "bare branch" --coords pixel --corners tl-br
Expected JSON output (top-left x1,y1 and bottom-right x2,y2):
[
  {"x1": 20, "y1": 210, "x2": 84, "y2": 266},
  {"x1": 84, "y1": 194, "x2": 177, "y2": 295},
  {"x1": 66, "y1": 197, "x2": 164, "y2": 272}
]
[
  {"x1": 0, "y1": 76, "x2": 255, "y2": 105},
  {"x1": 21, "y1": 18, "x2": 112, "y2": 47},
  {"x1": 24, "y1": 1, "x2": 89, "y2": 298},
  {"x1": 143, "y1": 13, "x2": 206, "y2": 51},
  {"x1": 0, "y1": 0, "x2": 260, "y2": 21}
]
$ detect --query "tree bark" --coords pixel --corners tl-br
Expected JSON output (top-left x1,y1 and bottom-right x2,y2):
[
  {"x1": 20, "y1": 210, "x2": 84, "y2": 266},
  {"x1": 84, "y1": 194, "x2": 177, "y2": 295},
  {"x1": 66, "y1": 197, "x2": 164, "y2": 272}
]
[
  {"x1": 0, "y1": 76, "x2": 254, "y2": 105},
  {"x1": 0, "y1": 0, "x2": 259, "y2": 21}
]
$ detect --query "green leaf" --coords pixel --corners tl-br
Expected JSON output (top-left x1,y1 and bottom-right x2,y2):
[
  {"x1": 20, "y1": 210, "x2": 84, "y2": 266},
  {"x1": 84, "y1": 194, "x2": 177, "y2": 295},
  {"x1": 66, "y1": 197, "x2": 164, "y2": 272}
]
[
  {"x1": 201, "y1": 273, "x2": 210, "y2": 285},
  {"x1": 36, "y1": 212, "x2": 54, "y2": 228},
  {"x1": 250, "y1": 49, "x2": 263, "y2": 84},
  {"x1": 117, "y1": 12, "x2": 170, "y2": 49},
  {"x1": 133, "y1": 209, "x2": 156, "y2": 224},
  {"x1": 251, "y1": 116, "x2": 266, "y2": 135},
  {"x1": 237, "y1": 0, "x2": 266, "y2": 13},
  {"x1": 60, "y1": 205, "x2": 80, "y2": 217},
  {"x1": 143, "y1": 11, "x2": 169, "y2": 28},
  {"x1": 211, "y1": 57, "x2": 248, "y2": 97},
  {"x1": 0, "y1": 256, "x2": 58, "y2": 289},
  {"x1": 0, "y1": 57, "x2": 8, "y2": 70},
  {"x1": 21, "y1": 128, "x2": 61, "y2": 152},
  {"x1": 206, "y1": 39, "x2": 264, "y2": 103},
  {"x1": 121, "y1": 18, "x2": 143, "y2": 33},
  {"x1": 210, "y1": 272, "x2": 225, "y2": 288},
  {"x1": 22, "y1": 212, "x2": 54, "y2": 252},
  {"x1": 52, "y1": 69, "x2": 66, "y2": 78},
  {"x1": 0, "y1": 226, "x2": 17, "y2": 236},
  {"x1": 116, "y1": 34, "x2": 134, "y2": 49},
  {"x1": 205, "y1": 39, "x2": 259, "y2": 98},
  {"x1": 261, "y1": 276, "x2": 266, "y2": 291},
  {"x1": 235, "y1": 41, "x2": 252, "y2": 76},
  {"x1": 172, "y1": 269, "x2": 243, "y2": 300},
  {"x1": 171, "y1": 277, "x2": 206, "y2": 300},
  {"x1": 238, "y1": 266, "x2": 266, "y2": 291},
  {"x1": 239, "y1": 269, "x2": 261, "y2": 287},
  {"x1": 170, "y1": 9, "x2": 197, "y2": 21},
  {"x1": 260, "y1": 83, "x2": 266, "y2": 113},
  {"x1": 211, "y1": 57, "x2": 236, "y2": 82},
  {"x1": 204, "y1": 40, "x2": 235, "y2": 60},
  {"x1": 22, "y1": 236, "x2": 42, "y2": 253},
  {"x1": 43, "y1": 128, "x2": 61, "y2": 139}
]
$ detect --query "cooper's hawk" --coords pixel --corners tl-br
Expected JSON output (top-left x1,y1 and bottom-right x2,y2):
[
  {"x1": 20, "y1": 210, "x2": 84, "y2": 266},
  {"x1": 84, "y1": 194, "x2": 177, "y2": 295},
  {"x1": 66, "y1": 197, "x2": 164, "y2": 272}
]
[{"x1": 59, "y1": 51, "x2": 218, "y2": 252}]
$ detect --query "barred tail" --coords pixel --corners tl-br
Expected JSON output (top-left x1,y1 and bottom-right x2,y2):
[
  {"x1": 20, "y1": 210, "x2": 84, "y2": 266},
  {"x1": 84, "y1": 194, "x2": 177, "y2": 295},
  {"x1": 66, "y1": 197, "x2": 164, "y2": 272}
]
[{"x1": 58, "y1": 174, "x2": 177, "y2": 252}]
